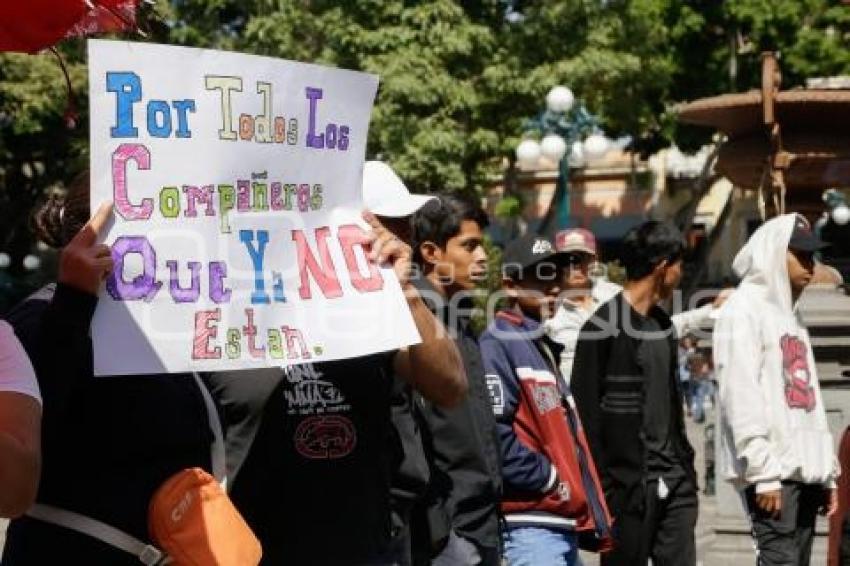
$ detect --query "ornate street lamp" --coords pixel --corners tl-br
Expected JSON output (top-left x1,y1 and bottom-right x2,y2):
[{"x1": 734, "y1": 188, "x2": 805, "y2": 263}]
[
  {"x1": 22, "y1": 254, "x2": 40, "y2": 272},
  {"x1": 834, "y1": 204, "x2": 850, "y2": 226},
  {"x1": 515, "y1": 85, "x2": 609, "y2": 235},
  {"x1": 824, "y1": 189, "x2": 850, "y2": 226}
]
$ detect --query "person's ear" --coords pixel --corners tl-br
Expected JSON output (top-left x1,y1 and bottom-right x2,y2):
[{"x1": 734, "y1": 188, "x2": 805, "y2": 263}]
[
  {"x1": 653, "y1": 259, "x2": 669, "y2": 277},
  {"x1": 418, "y1": 241, "x2": 443, "y2": 267}
]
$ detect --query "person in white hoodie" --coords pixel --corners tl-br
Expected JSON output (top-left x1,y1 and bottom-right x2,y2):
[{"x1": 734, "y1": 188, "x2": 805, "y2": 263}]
[{"x1": 714, "y1": 213, "x2": 839, "y2": 566}]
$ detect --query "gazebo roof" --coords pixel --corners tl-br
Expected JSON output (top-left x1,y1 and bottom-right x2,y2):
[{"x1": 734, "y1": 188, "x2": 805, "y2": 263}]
[
  {"x1": 678, "y1": 89, "x2": 850, "y2": 138},
  {"x1": 677, "y1": 88, "x2": 850, "y2": 191}
]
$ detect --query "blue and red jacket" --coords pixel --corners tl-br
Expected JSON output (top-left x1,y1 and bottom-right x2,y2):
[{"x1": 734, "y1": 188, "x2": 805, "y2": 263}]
[{"x1": 479, "y1": 310, "x2": 613, "y2": 551}]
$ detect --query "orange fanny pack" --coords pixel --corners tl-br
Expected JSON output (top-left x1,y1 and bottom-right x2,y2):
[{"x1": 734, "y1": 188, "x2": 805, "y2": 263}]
[
  {"x1": 27, "y1": 373, "x2": 262, "y2": 566},
  {"x1": 148, "y1": 467, "x2": 261, "y2": 566}
]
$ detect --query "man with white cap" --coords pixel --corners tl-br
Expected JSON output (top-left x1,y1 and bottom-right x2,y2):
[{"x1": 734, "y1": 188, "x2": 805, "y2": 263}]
[
  {"x1": 363, "y1": 160, "x2": 442, "y2": 565},
  {"x1": 546, "y1": 227, "x2": 729, "y2": 383},
  {"x1": 363, "y1": 160, "x2": 438, "y2": 224}
]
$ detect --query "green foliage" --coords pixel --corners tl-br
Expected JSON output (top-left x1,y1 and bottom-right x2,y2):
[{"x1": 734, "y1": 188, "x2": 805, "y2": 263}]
[
  {"x1": 236, "y1": 0, "x2": 510, "y2": 194},
  {"x1": 471, "y1": 234, "x2": 505, "y2": 335},
  {"x1": 494, "y1": 194, "x2": 522, "y2": 218},
  {"x1": 603, "y1": 260, "x2": 627, "y2": 286},
  {"x1": 0, "y1": 43, "x2": 89, "y2": 285}
]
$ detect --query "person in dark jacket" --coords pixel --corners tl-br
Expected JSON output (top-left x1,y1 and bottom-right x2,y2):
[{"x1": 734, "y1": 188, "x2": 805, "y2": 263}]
[
  {"x1": 408, "y1": 194, "x2": 503, "y2": 566},
  {"x1": 571, "y1": 221, "x2": 698, "y2": 566},
  {"x1": 480, "y1": 233, "x2": 613, "y2": 566},
  {"x1": 3, "y1": 176, "x2": 216, "y2": 565}
]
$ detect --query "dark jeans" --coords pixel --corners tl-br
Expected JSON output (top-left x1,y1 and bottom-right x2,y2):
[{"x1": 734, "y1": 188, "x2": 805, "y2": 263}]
[
  {"x1": 681, "y1": 379, "x2": 693, "y2": 412},
  {"x1": 691, "y1": 379, "x2": 715, "y2": 423},
  {"x1": 744, "y1": 481, "x2": 822, "y2": 566},
  {"x1": 601, "y1": 474, "x2": 698, "y2": 566}
]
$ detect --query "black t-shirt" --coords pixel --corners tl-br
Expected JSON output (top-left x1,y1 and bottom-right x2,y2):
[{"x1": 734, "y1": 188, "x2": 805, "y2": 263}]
[
  {"x1": 205, "y1": 353, "x2": 396, "y2": 566},
  {"x1": 635, "y1": 313, "x2": 684, "y2": 478}
]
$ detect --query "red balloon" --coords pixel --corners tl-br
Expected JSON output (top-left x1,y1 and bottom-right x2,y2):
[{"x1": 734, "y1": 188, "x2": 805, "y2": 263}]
[{"x1": 0, "y1": 0, "x2": 139, "y2": 53}]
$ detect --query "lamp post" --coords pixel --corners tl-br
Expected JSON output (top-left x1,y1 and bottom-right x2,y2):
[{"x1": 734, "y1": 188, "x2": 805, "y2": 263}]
[
  {"x1": 824, "y1": 189, "x2": 850, "y2": 226},
  {"x1": 815, "y1": 189, "x2": 850, "y2": 258},
  {"x1": 22, "y1": 255, "x2": 41, "y2": 272},
  {"x1": 515, "y1": 85, "x2": 608, "y2": 236}
]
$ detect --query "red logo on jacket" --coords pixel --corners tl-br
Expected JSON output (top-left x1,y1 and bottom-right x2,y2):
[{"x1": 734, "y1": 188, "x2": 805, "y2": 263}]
[{"x1": 780, "y1": 334, "x2": 816, "y2": 412}]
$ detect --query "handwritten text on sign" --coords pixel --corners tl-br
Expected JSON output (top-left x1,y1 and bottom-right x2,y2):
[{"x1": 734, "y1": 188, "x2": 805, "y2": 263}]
[{"x1": 88, "y1": 40, "x2": 420, "y2": 376}]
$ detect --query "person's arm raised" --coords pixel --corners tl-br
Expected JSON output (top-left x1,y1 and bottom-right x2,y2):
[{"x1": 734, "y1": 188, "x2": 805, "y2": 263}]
[
  {"x1": 58, "y1": 201, "x2": 114, "y2": 296},
  {"x1": 362, "y1": 211, "x2": 467, "y2": 408},
  {"x1": 36, "y1": 202, "x2": 114, "y2": 419}
]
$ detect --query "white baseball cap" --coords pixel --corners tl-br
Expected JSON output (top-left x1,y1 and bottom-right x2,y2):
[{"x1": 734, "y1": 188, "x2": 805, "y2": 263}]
[{"x1": 362, "y1": 161, "x2": 437, "y2": 218}]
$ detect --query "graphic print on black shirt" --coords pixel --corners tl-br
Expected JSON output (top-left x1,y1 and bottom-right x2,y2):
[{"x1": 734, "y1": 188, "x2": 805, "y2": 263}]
[
  {"x1": 209, "y1": 355, "x2": 396, "y2": 565},
  {"x1": 284, "y1": 363, "x2": 357, "y2": 460}
]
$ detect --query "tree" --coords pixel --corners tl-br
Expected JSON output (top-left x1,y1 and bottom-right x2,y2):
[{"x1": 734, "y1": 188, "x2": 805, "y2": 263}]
[
  {"x1": 0, "y1": 44, "x2": 88, "y2": 290},
  {"x1": 234, "y1": 0, "x2": 514, "y2": 193}
]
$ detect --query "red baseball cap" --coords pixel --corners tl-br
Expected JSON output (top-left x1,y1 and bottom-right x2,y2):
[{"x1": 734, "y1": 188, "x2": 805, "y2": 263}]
[{"x1": 555, "y1": 228, "x2": 597, "y2": 255}]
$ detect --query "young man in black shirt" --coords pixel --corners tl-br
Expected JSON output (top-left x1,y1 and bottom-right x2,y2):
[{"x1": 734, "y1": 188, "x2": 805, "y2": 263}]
[
  {"x1": 571, "y1": 221, "x2": 698, "y2": 566},
  {"x1": 408, "y1": 195, "x2": 502, "y2": 566},
  {"x1": 205, "y1": 207, "x2": 468, "y2": 565}
]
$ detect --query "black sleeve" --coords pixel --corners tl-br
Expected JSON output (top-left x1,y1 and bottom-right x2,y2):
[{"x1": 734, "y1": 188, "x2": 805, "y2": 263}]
[
  {"x1": 570, "y1": 318, "x2": 612, "y2": 488},
  {"x1": 202, "y1": 368, "x2": 283, "y2": 483},
  {"x1": 7, "y1": 284, "x2": 97, "y2": 423}
]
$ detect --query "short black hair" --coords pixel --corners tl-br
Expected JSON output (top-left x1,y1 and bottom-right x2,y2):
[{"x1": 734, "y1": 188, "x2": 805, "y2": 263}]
[
  {"x1": 412, "y1": 194, "x2": 489, "y2": 265},
  {"x1": 620, "y1": 220, "x2": 686, "y2": 281}
]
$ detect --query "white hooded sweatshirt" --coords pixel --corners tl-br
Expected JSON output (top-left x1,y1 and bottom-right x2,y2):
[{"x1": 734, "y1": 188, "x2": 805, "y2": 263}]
[{"x1": 715, "y1": 214, "x2": 838, "y2": 494}]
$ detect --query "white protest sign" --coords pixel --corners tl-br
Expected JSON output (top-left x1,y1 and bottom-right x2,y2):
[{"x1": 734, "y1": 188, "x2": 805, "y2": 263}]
[{"x1": 88, "y1": 40, "x2": 420, "y2": 376}]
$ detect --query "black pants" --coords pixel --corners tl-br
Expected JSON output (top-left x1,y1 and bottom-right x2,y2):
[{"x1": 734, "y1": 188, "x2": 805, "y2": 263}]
[
  {"x1": 744, "y1": 481, "x2": 822, "y2": 566},
  {"x1": 601, "y1": 474, "x2": 698, "y2": 566},
  {"x1": 387, "y1": 513, "x2": 413, "y2": 566}
]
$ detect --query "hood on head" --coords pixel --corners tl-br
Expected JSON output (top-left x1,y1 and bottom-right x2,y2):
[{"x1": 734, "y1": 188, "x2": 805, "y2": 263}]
[{"x1": 732, "y1": 213, "x2": 797, "y2": 311}]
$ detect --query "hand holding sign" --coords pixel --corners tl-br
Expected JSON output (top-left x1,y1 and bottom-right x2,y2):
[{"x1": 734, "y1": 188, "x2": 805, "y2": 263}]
[
  {"x1": 59, "y1": 201, "x2": 114, "y2": 296},
  {"x1": 363, "y1": 210, "x2": 412, "y2": 287}
]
